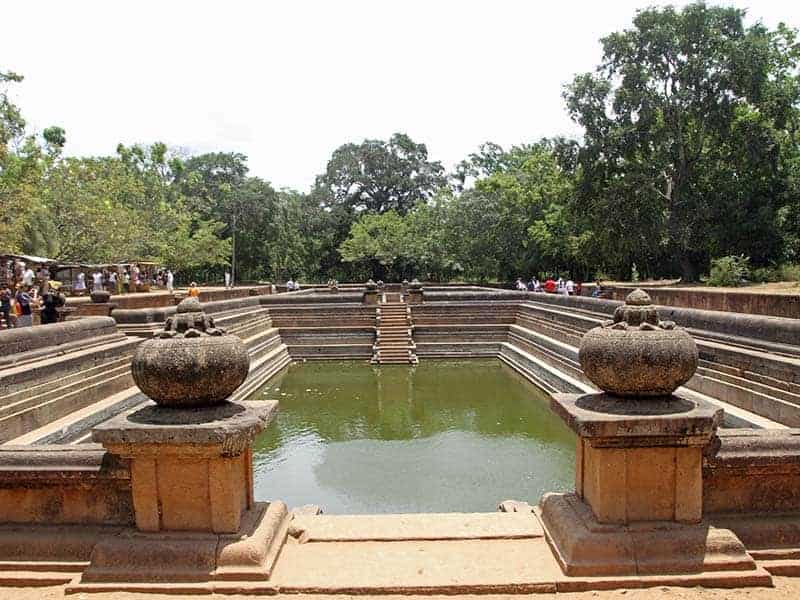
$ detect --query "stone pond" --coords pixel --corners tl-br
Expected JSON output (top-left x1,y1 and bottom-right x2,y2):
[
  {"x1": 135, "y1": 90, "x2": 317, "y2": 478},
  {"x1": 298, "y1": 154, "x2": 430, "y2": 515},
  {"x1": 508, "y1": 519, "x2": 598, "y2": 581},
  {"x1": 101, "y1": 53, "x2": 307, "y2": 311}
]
[{"x1": 252, "y1": 359, "x2": 575, "y2": 513}]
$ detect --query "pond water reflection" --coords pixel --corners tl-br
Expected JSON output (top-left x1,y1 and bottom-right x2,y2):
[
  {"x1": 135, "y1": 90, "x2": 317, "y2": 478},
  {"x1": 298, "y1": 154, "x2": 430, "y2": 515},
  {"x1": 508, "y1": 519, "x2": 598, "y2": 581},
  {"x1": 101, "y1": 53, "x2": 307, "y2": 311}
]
[{"x1": 252, "y1": 359, "x2": 575, "y2": 513}]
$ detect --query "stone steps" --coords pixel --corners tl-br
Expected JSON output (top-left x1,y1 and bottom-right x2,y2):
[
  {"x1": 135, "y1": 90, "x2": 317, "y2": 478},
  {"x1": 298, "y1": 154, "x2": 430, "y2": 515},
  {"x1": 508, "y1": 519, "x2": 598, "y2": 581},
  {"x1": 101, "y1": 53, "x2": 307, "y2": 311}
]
[
  {"x1": 373, "y1": 302, "x2": 418, "y2": 365},
  {"x1": 0, "y1": 336, "x2": 138, "y2": 396},
  {"x1": 0, "y1": 365, "x2": 134, "y2": 443},
  {"x1": 0, "y1": 359, "x2": 131, "y2": 419},
  {"x1": 0, "y1": 355, "x2": 131, "y2": 409}
]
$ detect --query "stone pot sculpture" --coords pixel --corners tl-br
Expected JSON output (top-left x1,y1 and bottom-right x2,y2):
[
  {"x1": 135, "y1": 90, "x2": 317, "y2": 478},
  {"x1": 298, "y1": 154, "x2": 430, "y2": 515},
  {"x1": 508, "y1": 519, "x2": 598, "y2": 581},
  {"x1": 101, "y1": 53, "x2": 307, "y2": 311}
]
[
  {"x1": 90, "y1": 290, "x2": 111, "y2": 303},
  {"x1": 578, "y1": 288, "x2": 697, "y2": 397},
  {"x1": 365, "y1": 279, "x2": 377, "y2": 291},
  {"x1": 409, "y1": 278, "x2": 422, "y2": 290},
  {"x1": 131, "y1": 297, "x2": 249, "y2": 407}
]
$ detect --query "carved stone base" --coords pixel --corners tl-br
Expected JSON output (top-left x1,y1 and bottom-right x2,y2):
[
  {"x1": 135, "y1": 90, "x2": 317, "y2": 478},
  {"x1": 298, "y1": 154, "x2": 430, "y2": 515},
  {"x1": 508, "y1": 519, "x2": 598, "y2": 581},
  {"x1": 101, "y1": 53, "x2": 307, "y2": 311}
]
[
  {"x1": 537, "y1": 493, "x2": 768, "y2": 583},
  {"x1": 67, "y1": 502, "x2": 289, "y2": 592}
]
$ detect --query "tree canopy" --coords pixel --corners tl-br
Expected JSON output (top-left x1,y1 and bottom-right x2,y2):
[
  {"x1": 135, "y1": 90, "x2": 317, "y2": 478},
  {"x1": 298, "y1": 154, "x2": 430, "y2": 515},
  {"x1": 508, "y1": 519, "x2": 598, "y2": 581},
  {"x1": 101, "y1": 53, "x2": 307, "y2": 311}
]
[{"x1": 2, "y1": 3, "x2": 798, "y2": 285}]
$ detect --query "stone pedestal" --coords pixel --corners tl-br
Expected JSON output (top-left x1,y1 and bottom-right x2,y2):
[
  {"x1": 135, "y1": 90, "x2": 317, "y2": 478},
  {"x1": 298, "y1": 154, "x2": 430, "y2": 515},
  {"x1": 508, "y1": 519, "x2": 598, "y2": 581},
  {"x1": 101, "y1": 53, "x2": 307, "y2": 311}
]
[
  {"x1": 71, "y1": 400, "x2": 290, "y2": 590},
  {"x1": 363, "y1": 289, "x2": 378, "y2": 305},
  {"x1": 80, "y1": 302, "x2": 117, "y2": 317},
  {"x1": 537, "y1": 393, "x2": 765, "y2": 582},
  {"x1": 407, "y1": 288, "x2": 423, "y2": 304}
]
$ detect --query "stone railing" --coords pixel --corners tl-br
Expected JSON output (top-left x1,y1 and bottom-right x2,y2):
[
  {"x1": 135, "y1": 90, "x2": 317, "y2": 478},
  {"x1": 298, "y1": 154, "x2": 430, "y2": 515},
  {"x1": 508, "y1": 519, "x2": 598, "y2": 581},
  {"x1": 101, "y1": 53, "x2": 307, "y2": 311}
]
[
  {"x1": 0, "y1": 316, "x2": 119, "y2": 360},
  {"x1": 0, "y1": 444, "x2": 133, "y2": 525},
  {"x1": 605, "y1": 285, "x2": 799, "y2": 319}
]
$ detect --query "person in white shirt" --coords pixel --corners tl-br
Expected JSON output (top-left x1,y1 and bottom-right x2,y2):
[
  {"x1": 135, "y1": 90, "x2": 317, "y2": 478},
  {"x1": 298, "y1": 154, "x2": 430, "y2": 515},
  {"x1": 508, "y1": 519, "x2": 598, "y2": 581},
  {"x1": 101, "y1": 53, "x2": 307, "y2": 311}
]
[
  {"x1": 566, "y1": 279, "x2": 575, "y2": 295},
  {"x1": 92, "y1": 270, "x2": 103, "y2": 291},
  {"x1": 224, "y1": 271, "x2": 231, "y2": 289},
  {"x1": 286, "y1": 279, "x2": 295, "y2": 292},
  {"x1": 166, "y1": 270, "x2": 174, "y2": 293},
  {"x1": 22, "y1": 264, "x2": 34, "y2": 287},
  {"x1": 75, "y1": 272, "x2": 86, "y2": 292}
]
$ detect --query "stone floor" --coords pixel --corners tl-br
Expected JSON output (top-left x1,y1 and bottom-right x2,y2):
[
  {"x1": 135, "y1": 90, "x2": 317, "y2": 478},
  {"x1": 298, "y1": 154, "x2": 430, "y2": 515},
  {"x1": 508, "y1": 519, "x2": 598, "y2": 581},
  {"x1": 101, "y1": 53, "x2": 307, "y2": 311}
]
[{"x1": 6, "y1": 582, "x2": 800, "y2": 599}]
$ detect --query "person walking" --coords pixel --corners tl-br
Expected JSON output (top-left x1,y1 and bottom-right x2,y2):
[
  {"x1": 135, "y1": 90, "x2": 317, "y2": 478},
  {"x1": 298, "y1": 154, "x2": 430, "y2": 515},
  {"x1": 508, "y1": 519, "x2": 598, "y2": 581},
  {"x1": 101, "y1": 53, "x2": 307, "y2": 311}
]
[
  {"x1": 75, "y1": 271, "x2": 86, "y2": 294},
  {"x1": 92, "y1": 269, "x2": 103, "y2": 292},
  {"x1": 224, "y1": 270, "x2": 231, "y2": 289},
  {"x1": 166, "y1": 270, "x2": 174, "y2": 293},
  {"x1": 21, "y1": 263, "x2": 34, "y2": 288},
  {"x1": 14, "y1": 286, "x2": 33, "y2": 328},
  {"x1": 40, "y1": 282, "x2": 65, "y2": 325},
  {"x1": 0, "y1": 286, "x2": 12, "y2": 329}
]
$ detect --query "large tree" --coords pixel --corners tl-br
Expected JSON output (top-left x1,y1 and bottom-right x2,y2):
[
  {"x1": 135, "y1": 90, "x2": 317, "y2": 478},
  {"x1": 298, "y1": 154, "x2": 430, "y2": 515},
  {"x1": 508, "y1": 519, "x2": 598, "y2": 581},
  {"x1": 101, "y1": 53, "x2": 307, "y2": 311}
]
[
  {"x1": 315, "y1": 132, "x2": 447, "y2": 215},
  {"x1": 565, "y1": 3, "x2": 800, "y2": 280}
]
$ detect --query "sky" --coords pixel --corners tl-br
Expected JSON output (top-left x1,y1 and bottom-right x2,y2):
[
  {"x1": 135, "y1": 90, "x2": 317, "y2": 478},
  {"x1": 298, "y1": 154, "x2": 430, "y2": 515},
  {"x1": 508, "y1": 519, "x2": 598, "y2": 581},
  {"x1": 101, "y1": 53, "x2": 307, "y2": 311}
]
[{"x1": 2, "y1": 0, "x2": 799, "y2": 192}]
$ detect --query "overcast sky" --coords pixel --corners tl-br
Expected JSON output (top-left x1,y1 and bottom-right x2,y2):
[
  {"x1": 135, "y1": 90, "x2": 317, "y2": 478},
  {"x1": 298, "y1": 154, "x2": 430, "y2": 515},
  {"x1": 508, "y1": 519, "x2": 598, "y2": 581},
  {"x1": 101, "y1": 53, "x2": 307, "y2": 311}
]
[{"x1": 2, "y1": 1, "x2": 798, "y2": 191}]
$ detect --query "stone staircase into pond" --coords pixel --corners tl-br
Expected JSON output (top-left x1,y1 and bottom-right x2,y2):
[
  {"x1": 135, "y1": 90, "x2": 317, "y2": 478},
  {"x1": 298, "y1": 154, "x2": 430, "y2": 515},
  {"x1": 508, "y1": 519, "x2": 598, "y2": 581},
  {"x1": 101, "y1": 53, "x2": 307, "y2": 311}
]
[{"x1": 372, "y1": 299, "x2": 418, "y2": 365}]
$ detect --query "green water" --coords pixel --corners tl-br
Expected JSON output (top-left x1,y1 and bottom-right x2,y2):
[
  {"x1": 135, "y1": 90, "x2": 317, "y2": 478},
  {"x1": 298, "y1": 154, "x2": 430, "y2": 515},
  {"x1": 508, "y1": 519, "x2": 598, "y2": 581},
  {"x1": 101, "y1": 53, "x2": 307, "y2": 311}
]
[{"x1": 252, "y1": 359, "x2": 575, "y2": 514}]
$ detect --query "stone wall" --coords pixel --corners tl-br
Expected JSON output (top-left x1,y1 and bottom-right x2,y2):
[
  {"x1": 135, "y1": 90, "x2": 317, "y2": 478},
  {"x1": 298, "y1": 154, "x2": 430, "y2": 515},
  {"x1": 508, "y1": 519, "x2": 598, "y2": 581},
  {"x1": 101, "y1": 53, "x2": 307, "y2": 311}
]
[
  {"x1": 0, "y1": 316, "x2": 119, "y2": 360},
  {"x1": 704, "y1": 429, "x2": 800, "y2": 514},
  {"x1": 606, "y1": 285, "x2": 799, "y2": 320},
  {"x1": 0, "y1": 445, "x2": 133, "y2": 525}
]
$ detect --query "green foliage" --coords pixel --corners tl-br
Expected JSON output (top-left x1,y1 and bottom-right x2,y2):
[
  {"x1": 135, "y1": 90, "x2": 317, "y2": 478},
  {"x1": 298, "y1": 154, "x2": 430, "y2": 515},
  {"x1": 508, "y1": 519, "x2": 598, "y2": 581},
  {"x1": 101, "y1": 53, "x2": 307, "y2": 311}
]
[
  {"x1": 707, "y1": 255, "x2": 751, "y2": 287},
  {"x1": 750, "y1": 264, "x2": 800, "y2": 284},
  {"x1": 564, "y1": 3, "x2": 800, "y2": 280},
  {"x1": 316, "y1": 133, "x2": 447, "y2": 215},
  {"x1": 2, "y1": 3, "x2": 799, "y2": 288}
]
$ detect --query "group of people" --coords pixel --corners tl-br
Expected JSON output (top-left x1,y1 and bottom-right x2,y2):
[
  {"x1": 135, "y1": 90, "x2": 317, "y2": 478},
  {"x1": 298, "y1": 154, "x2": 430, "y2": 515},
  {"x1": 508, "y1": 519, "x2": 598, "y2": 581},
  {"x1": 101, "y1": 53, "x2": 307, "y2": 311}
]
[
  {"x1": 74, "y1": 265, "x2": 174, "y2": 295},
  {"x1": 1, "y1": 281, "x2": 66, "y2": 330},
  {"x1": 515, "y1": 276, "x2": 581, "y2": 296}
]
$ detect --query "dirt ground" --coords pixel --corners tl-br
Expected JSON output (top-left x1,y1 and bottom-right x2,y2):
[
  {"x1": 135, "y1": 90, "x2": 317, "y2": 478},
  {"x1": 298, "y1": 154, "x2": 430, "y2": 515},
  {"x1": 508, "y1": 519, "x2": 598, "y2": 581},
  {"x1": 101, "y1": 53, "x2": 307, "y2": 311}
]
[{"x1": 6, "y1": 579, "x2": 800, "y2": 600}]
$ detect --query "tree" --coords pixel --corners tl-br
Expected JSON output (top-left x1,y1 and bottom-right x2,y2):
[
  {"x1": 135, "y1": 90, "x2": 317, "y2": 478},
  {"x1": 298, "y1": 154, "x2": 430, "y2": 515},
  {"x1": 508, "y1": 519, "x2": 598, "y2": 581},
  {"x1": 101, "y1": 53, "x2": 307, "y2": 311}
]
[
  {"x1": 339, "y1": 211, "x2": 409, "y2": 280},
  {"x1": 315, "y1": 133, "x2": 447, "y2": 215},
  {"x1": 564, "y1": 4, "x2": 800, "y2": 280}
]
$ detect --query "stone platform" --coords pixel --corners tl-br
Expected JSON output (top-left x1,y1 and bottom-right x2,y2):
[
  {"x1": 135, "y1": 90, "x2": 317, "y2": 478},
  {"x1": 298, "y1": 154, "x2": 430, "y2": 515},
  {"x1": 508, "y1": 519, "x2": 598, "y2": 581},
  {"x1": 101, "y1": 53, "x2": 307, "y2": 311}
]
[{"x1": 0, "y1": 510, "x2": 776, "y2": 595}]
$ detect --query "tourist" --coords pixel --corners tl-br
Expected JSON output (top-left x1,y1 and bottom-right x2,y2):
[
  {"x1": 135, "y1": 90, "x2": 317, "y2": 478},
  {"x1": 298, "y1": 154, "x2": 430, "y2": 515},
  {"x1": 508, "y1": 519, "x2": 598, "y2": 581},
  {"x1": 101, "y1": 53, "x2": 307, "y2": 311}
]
[
  {"x1": 92, "y1": 269, "x2": 103, "y2": 292},
  {"x1": 0, "y1": 286, "x2": 12, "y2": 329},
  {"x1": 131, "y1": 264, "x2": 140, "y2": 291},
  {"x1": 286, "y1": 278, "x2": 295, "y2": 292},
  {"x1": 22, "y1": 263, "x2": 34, "y2": 288},
  {"x1": 515, "y1": 277, "x2": 526, "y2": 291},
  {"x1": 123, "y1": 269, "x2": 131, "y2": 294},
  {"x1": 14, "y1": 286, "x2": 33, "y2": 328},
  {"x1": 544, "y1": 277, "x2": 556, "y2": 294},
  {"x1": 166, "y1": 269, "x2": 174, "y2": 293},
  {"x1": 109, "y1": 270, "x2": 117, "y2": 294},
  {"x1": 566, "y1": 278, "x2": 575, "y2": 296},
  {"x1": 188, "y1": 282, "x2": 200, "y2": 298},
  {"x1": 74, "y1": 271, "x2": 87, "y2": 294},
  {"x1": 576, "y1": 281, "x2": 582, "y2": 296},
  {"x1": 224, "y1": 270, "x2": 231, "y2": 289},
  {"x1": 40, "y1": 281, "x2": 65, "y2": 325}
]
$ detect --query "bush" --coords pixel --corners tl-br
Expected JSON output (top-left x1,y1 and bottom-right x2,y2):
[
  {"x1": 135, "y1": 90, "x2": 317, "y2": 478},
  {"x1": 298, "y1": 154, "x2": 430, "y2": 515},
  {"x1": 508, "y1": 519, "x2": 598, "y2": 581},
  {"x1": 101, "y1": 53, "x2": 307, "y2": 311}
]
[
  {"x1": 749, "y1": 263, "x2": 800, "y2": 284},
  {"x1": 707, "y1": 255, "x2": 750, "y2": 287}
]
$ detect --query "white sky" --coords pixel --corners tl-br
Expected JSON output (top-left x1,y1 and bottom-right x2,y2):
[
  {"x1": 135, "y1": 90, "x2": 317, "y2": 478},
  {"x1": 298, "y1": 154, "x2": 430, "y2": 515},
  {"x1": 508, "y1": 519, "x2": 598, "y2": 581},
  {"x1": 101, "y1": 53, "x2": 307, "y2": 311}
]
[{"x1": 2, "y1": 0, "x2": 798, "y2": 192}]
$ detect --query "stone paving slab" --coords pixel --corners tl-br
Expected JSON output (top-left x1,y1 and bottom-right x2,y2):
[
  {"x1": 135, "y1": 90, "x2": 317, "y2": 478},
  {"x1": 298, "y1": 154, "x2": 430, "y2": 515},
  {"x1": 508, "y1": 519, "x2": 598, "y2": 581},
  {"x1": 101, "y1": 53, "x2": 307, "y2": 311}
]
[
  {"x1": 271, "y1": 538, "x2": 561, "y2": 593},
  {"x1": 290, "y1": 512, "x2": 544, "y2": 542}
]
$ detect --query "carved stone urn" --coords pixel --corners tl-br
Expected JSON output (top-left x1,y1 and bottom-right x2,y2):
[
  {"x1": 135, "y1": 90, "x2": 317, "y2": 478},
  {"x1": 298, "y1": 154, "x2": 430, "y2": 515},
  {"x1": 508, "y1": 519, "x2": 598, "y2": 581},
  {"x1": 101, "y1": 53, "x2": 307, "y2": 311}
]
[
  {"x1": 408, "y1": 278, "x2": 422, "y2": 290},
  {"x1": 90, "y1": 289, "x2": 111, "y2": 303},
  {"x1": 365, "y1": 279, "x2": 377, "y2": 291},
  {"x1": 131, "y1": 297, "x2": 250, "y2": 407},
  {"x1": 578, "y1": 288, "x2": 698, "y2": 397}
]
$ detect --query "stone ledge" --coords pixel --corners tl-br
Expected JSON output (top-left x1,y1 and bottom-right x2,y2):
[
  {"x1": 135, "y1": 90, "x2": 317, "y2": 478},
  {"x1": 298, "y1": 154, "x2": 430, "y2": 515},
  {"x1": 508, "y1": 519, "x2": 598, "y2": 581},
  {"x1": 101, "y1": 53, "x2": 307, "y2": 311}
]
[
  {"x1": 537, "y1": 493, "x2": 760, "y2": 578},
  {"x1": 68, "y1": 501, "x2": 289, "y2": 589},
  {"x1": 92, "y1": 400, "x2": 278, "y2": 452},
  {"x1": 551, "y1": 392, "x2": 721, "y2": 446}
]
